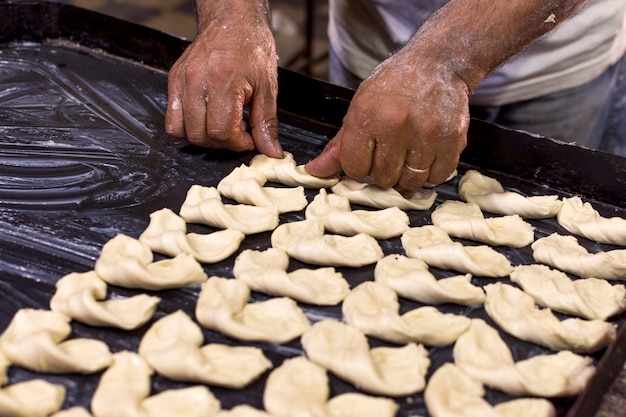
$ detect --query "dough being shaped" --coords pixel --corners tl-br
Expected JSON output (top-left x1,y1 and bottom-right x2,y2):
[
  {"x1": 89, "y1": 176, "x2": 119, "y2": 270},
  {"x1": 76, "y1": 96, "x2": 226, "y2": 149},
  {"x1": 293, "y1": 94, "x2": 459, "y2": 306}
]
[
  {"x1": 0, "y1": 309, "x2": 112, "y2": 374},
  {"x1": 510, "y1": 264, "x2": 626, "y2": 320},
  {"x1": 301, "y1": 319, "x2": 430, "y2": 396},
  {"x1": 195, "y1": 277, "x2": 310, "y2": 343},
  {"x1": 458, "y1": 170, "x2": 562, "y2": 219},
  {"x1": 374, "y1": 254, "x2": 485, "y2": 306},
  {"x1": 91, "y1": 351, "x2": 222, "y2": 417},
  {"x1": 249, "y1": 152, "x2": 340, "y2": 188},
  {"x1": 557, "y1": 196, "x2": 626, "y2": 246},
  {"x1": 343, "y1": 281, "x2": 471, "y2": 346},
  {"x1": 330, "y1": 177, "x2": 436, "y2": 210},
  {"x1": 50, "y1": 271, "x2": 160, "y2": 330},
  {"x1": 484, "y1": 282, "x2": 616, "y2": 353},
  {"x1": 233, "y1": 248, "x2": 350, "y2": 305},
  {"x1": 51, "y1": 407, "x2": 93, "y2": 417},
  {"x1": 431, "y1": 200, "x2": 535, "y2": 247},
  {"x1": 94, "y1": 234, "x2": 208, "y2": 291},
  {"x1": 454, "y1": 319, "x2": 595, "y2": 397},
  {"x1": 0, "y1": 379, "x2": 66, "y2": 417},
  {"x1": 179, "y1": 185, "x2": 279, "y2": 234},
  {"x1": 305, "y1": 188, "x2": 409, "y2": 239},
  {"x1": 139, "y1": 208, "x2": 244, "y2": 264},
  {"x1": 138, "y1": 310, "x2": 271, "y2": 388},
  {"x1": 271, "y1": 219, "x2": 383, "y2": 267},
  {"x1": 531, "y1": 233, "x2": 626, "y2": 280},
  {"x1": 401, "y1": 225, "x2": 513, "y2": 277},
  {"x1": 217, "y1": 164, "x2": 308, "y2": 213},
  {"x1": 263, "y1": 356, "x2": 398, "y2": 417},
  {"x1": 424, "y1": 363, "x2": 556, "y2": 417}
]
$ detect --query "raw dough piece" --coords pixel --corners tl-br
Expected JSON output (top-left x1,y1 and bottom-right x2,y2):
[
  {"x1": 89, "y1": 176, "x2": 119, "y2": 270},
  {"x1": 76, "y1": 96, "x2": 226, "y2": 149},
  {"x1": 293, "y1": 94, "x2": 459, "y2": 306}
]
[
  {"x1": 271, "y1": 219, "x2": 383, "y2": 267},
  {"x1": 484, "y1": 282, "x2": 616, "y2": 353},
  {"x1": 51, "y1": 407, "x2": 93, "y2": 417},
  {"x1": 331, "y1": 177, "x2": 436, "y2": 210},
  {"x1": 249, "y1": 152, "x2": 340, "y2": 188},
  {"x1": 91, "y1": 351, "x2": 222, "y2": 417},
  {"x1": 50, "y1": 271, "x2": 160, "y2": 330},
  {"x1": 0, "y1": 379, "x2": 66, "y2": 417},
  {"x1": 301, "y1": 319, "x2": 430, "y2": 396},
  {"x1": 557, "y1": 196, "x2": 626, "y2": 246},
  {"x1": 139, "y1": 208, "x2": 244, "y2": 263},
  {"x1": 531, "y1": 233, "x2": 626, "y2": 280},
  {"x1": 305, "y1": 189, "x2": 409, "y2": 239},
  {"x1": 233, "y1": 248, "x2": 350, "y2": 305},
  {"x1": 0, "y1": 309, "x2": 112, "y2": 374},
  {"x1": 431, "y1": 200, "x2": 535, "y2": 247},
  {"x1": 510, "y1": 264, "x2": 626, "y2": 320},
  {"x1": 424, "y1": 363, "x2": 556, "y2": 417},
  {"x1": 195, "y1": 277, "x2": 310, "y2": 343},
  {"x1": 343, "y1": 281, "x2": 471, "y2": 346},
  {"x1": 217, "y1": 164, "x2": 308, "y2": 213},
  {"x1": 263, "y1": 356, "x2": 398, "y2": 417},
  {"x1": 401, "y1": 225, "x2": 513, "y2": 277},
  {"x1": 454, "y1": 319, "x2": 595, "y2": 397},
  {"x1": 0, "y1": 353, "x2": 8, "y2": 387},
  {"x1": 458, "y1": 170, "x2": 562, "y2": 219},
  {"x1": 139, "y1": 311, "x2": 271, "y2": 388},
  {"x1": 374, "y1": 254, "x2": 485, "y2": 306},
  {"x1": 94, "y1": 234, "x2": 208, "y2": 291},
  {"x1": 179, "y1": 185, "x2": 279, "y2": 234}
]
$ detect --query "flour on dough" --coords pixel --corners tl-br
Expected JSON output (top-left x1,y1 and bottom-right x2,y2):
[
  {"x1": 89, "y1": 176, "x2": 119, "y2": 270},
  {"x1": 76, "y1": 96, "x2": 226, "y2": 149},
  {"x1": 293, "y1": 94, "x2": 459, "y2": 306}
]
[
  {"x1": 510, "y1": 264, "x2": 626, "y2": 320},
  {"x1": 179, "y1": 185, "x2": 279, "y2": 234},
  {"x1": 0, "y1": 309, "x2": 111, "y2": 374},
  {"x1": 94, "y1": 234, "x2": 208, "y2": 291},
  {"x1": 233, "y1": 248, "x2": 350, "y2": 305},
  {"x1": 50, "y1": 270, "x2": 160, "y2": 330},
  {"x1": 484, "y1": 282, "x2": 616, "y2": 353},
  {"x1": 195, "y1": 277, "x2": 310, "y2": 343},
  {"x1": 301, "y1": 319, "x2": 430, "y2": 396},
  {"x1": 0, "y1": 379, "x2": 66, "y2": 417},
  {"x1": 305, "y1": 188, "x2": 409, "y2": 239},
  {"x1": 331, "y1": 177, "x2": 436, "y2": 210},
  {"x1": 557, "y1": 196, "x2": 626, "y2": 246},
  {"x1": 249, "y1": 152, "x2": 340, "y2": 188},
  {"x1": 531, "y1": 233, "x2": 626, "y2": 280},
  {"x1": 138, "y1": 311, "x2": 271, "y2": 388},
  {"x1": 401, "y1": 225, "x2": 513, "y2": 277}
]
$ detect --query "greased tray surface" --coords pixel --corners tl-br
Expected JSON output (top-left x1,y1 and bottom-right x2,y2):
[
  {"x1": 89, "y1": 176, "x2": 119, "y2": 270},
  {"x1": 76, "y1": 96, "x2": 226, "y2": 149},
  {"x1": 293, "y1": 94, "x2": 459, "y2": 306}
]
[{"x1": 0, "y1": 25, "x2": 625, "y2": 417}]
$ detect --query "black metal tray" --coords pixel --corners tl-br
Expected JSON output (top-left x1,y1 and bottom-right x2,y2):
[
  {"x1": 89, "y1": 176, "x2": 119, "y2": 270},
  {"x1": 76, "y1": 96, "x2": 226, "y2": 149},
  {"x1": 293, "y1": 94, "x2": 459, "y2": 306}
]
[{"x1": 0, "y1": 2, "x2": 625, "y2": 417}]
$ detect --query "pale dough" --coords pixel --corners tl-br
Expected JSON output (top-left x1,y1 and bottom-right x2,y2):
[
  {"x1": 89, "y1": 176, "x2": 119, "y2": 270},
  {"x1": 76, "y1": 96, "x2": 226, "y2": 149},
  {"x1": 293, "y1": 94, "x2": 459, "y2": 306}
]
[
  {"x1": 0, "y1": 353, "x2": 8, "y2": 387},
  {"x1": 0, "y1": 379, "x2": 66, "y2": 417},
  {"x1": 331, "y1": 177, "x2": 437, "y2": 210},
  {"x1": 0, "y1": 309, "x2": 112, "y2": 374},
  {"x1": 305, "y1": 188, "x2": 409, "y2": 239},
  {"x1": 424, "y1": 363, "x2": 556, "y2": 417},
  {"x1": 300, "y1": 319, "x2": 430, "y2": 397},
  {"x1": 232, "y1": 248, "x2": 350, "y2": 305},
  {"x1": 510, "y1": 264, "x2": 626, "y2": 320},
  {"x1": 138, "y1": 310, "x2": 271, "y2": 388},
  {"x1": 453, "y1": 319, "x2": 595, "y2": 397},
  {"x1": 484, "y1": 282, "x2": 616, "y2": 353},
  {"x1": 217, "y1": 164, "x2": 308, "y2": 213},
  {"x1": 94, "y1": 234, "x2": 208, "y2": 291},
  {"x1": 374, "y1": 254, "x2": 485, "y2": 306},
  {"x1": 263, "y1": 356, "x2": 398, "y2": 417},
  {"x1": 179, "y1": 185, "x2": 279, "y2": 234},
  {"x1": 50, "y1": 271, "x2": 160, "y2": 330},
  {"x1": 458, "y1": 170, "x2": 562, "y2": 219},
  {"x1": 531, "y1": 233, "x2": 626, "y2": 280},
  {"x1": 342, "y1": 281, "x2": 471, "y2": 346},
  {"x1": 139, "y1": 208, "x2": 244, "y2": 263},
  {"x1": 431, "y1": 200, "x2": 535, "y2": 247},
  {"x1": 51, "y1": 407, "x2": 93, "y2": 417},
  {"x1": 195, "y1": 276, "x2": 310, "y2": 344},
  {"x1": 556, "y1": 196, "x2": 626, "y2": 246},
  {"x1": 249, "y1": 152, "x2": 340, "y2": 188},
  {"x1": 401, "y1": 225, "x2": 513, "y2": 277},
  {"x1": 271, "y1": 219, "x2": 383, "y2": 268}
]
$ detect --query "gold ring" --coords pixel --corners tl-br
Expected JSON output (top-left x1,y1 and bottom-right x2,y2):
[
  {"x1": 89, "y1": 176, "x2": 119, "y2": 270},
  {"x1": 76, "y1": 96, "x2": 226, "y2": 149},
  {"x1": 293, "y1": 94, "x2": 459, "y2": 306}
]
[{"x1": 404, "y1": 163, "x2": 430, "y2": 174}]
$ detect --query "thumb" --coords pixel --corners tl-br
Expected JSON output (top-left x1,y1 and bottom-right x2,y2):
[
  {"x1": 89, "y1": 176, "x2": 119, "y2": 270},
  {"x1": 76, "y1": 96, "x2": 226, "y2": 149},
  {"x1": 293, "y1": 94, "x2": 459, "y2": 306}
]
[{"x1": 305, "y1": 136, "x2": 343, "y2": 178}]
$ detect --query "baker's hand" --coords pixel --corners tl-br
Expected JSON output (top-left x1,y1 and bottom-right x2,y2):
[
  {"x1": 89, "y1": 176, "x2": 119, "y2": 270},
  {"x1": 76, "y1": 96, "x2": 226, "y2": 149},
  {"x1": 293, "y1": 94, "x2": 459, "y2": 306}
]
[
  {"x1": 305, "y1": 49, "x2": 469, "y2": 189},
  {"x1": 165, "y1": 12, "x2": 283, "y2": 158}
]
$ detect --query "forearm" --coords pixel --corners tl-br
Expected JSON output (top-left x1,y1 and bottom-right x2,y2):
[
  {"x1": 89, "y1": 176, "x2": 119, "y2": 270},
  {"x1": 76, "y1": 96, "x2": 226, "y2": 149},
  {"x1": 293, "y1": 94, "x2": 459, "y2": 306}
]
[{"x1": 195, "y1": 0, "x2": 271, "y2": 33}]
